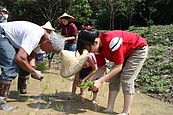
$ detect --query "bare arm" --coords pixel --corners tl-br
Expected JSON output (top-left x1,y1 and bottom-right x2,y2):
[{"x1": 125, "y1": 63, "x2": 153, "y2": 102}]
[
  {"x1": 14, "y1": 47, "x2": 35, "y2": 73},
  {"x1": 64, "y1": 36, "x2": 75, "y2": 41},
  {"x1": 99, "y1": 64, "x2": 123, "y2": 83},
  {"x1": 92, "y1": 64, "x2": 123, "y2": 91},
  {"x1": 83, "y1": 64, "x2": 98, "y2": 81},
  {"x1": 27, "y1": 51, "x2": 37, "y2": 62},
  {"x1": 89, "y1": 65, "x2": 106, "y2": 81}
]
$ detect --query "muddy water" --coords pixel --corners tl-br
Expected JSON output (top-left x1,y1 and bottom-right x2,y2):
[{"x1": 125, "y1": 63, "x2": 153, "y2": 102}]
[{"x1": 0, "y1": 69, "x2": 173, "y2": 115}]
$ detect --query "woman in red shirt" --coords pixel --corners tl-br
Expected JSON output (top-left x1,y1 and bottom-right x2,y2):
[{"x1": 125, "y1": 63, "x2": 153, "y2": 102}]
[
  {"x1": 76, "y1": 29, "x2": 148, "y2": 115},
  {"x1": 57, "y1": 13, "x2": 77, "y2": 51}
]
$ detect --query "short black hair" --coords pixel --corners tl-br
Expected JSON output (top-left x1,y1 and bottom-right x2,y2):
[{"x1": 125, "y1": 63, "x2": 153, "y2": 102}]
[{"x1": 77, "y1": 29, "x2": 99, "y2": 54}]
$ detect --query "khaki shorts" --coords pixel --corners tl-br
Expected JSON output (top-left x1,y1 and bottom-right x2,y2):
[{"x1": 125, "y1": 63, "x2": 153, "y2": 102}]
[{"x1": 109, "y1": 46, "x2": 148, "y2": 95}]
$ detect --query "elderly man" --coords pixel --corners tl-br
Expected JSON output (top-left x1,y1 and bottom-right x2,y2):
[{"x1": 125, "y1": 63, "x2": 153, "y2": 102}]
[{"x1": 0, "y1": 21, "x2": 64, "y2": 111}]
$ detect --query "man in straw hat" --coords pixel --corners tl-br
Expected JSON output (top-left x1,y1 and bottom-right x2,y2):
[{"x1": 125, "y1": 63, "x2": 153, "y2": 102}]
[
  {"x1": 0, "y1": 6, "x2": 9, "y2": 23},
  {"x1": 0, "y1": 21, "x2": 64, "y2": 111},
  {"x1": 41, "y1": 21, "x2": 56, "y2": 70},
  {"x1": 57, "y1": 13, "x2": 77, "y2": 51}
]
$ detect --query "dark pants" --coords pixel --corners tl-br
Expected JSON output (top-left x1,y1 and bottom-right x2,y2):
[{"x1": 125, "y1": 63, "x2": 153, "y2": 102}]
[
  {"x1": 0, "y1": 26, "x2": 29, "y2": 81},
  {"x1": 79, "y1": 67, "x2": 92, "y2": 80}
]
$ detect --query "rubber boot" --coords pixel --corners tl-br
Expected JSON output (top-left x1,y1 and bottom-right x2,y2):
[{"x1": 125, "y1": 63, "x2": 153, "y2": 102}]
[
  {"x1": 17, "y1": 76, "x2": 29, "y2": 94},
  {"x1": 0, "y1": 80, "x2": 15, "y2": 111}
]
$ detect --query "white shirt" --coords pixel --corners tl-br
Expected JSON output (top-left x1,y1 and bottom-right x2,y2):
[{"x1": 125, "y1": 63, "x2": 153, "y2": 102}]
[
  {"x1": 33, "y1": 31, "x2": 56, "y2": 54},
  {"x1": 0, "y1": 21, "x2": 45, "y2": 55}
]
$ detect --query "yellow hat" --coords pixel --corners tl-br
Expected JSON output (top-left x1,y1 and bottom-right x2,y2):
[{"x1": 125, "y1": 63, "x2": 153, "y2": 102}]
[
  {"x1": 41, "y1": 21, "x2": 55, "y2": 31},
  {"x1": 57, "y1": 13, "x2": 74, "y2": 23},
  {"x1": 60, "y1": 50, "x2": 89, "y2": 78}
]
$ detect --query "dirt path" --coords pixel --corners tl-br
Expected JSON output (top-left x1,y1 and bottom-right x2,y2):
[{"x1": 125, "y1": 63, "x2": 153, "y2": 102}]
[{"x1": 0, "y1": 69, "x2": 173, "y2": 115}]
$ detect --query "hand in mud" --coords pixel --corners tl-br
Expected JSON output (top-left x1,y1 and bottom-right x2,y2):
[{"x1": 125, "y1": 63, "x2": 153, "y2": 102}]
[{"x1": 31, "y1": 70, "x2": 43, "y2": 81}]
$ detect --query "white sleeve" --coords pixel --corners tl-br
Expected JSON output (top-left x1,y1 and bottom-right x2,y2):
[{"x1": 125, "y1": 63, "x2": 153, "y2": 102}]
[
  {"x1": 20, "y1": 31, "x2": 44, "y2": 55},
  {"x1": 109, "y1": 37, "x2": 123, "y2": 51}
]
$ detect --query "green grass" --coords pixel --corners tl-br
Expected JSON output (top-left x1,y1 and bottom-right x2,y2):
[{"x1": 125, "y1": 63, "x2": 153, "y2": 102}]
[
  {"x1": 36, "y1": 61, "x2": 48, "y2": 72},
  {"x1": 128, "y1": 25, "x2": 173, "y2": 103}
]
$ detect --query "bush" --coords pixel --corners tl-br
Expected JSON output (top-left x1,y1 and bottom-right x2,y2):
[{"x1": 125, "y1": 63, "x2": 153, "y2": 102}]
[{"x1": 128, "y1": 25, "x2": 173, "y2": 103}]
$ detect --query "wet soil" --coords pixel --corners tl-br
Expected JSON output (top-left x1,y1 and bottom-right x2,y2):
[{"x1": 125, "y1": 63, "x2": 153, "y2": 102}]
[{"x1": 0, "y1": 69, "x2": 173, "y2": 115}]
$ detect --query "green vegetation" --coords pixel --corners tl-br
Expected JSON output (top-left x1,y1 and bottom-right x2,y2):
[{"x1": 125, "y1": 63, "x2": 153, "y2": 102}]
[
  {"x1": 128, "y1": 25, "x2": 173, "y2": 103},
  {"x1": 1, "y1": 1, "x2": 173, "y2": 30},
  {"x1": 36, "y1": 61, "x2": 48, "y2": 72},
  {"x1": 55, "y1": 103, "x2": 64, "y2": 112},
  {"x1": 79, "y1": 80, "x2": 94, "y2": 89}
]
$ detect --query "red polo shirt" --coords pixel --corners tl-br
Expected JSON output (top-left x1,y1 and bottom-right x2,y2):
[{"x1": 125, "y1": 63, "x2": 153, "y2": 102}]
[
  {"x1": 95, "y1": 30, "x2": 147, "y2": 67},
  {"x1": 61, "y1": 22, "x2": 77, "y2": 44}
]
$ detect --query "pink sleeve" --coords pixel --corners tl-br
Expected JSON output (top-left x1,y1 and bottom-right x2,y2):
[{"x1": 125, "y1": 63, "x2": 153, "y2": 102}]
[{"x1": 87, "y1": 53, "x2": 97, "y2": 66}]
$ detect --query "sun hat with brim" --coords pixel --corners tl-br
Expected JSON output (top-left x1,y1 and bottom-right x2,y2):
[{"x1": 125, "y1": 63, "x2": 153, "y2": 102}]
[
  {"x1": 2, "y1": 8, "x2": 8, "y2": 13},
  {"x1": 41, "y1": 21, "x2": 55, "y2": 31},
  {"x1": 57, "y1": 13, "x2": 74, "y2": 23},
  {"x1": 60, "y1": 50, "x2": 89, "y2": 78},
  {"x1": 0, "y1": 7, "x2": 8, "y2": 13}
]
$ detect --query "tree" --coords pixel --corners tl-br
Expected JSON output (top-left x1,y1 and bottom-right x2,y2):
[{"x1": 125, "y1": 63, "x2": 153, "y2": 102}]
[
  {"x1": 65, "y1": 0, "x2": 92, "y2": 26},
  {"x1": 123, "y1": 0, "x2": 144, "y2": 26},
  {"x1": 90, "y1": 0, "x2": 126, "y2": 30},
  {"x1": 148, "y1": 0, "x2": 173, "y2": 25},
  {"x1": 31, "y1": 0, "x2": 63, "y2": 22},
  {"x1": 5, "y1": 0, "x2": 36, "y2": 22}
]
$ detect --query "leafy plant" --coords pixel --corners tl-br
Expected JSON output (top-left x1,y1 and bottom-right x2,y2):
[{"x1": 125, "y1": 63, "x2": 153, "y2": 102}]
[
  {"x1": 79, "y1": 80, "x2": 94, "y2": 89},
  {"x1": 130, "y1": 25, "x2": 173, "y2": 104}
]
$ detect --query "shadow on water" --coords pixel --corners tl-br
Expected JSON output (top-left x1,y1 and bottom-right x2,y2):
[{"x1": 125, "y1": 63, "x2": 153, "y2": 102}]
[{"x1": 8, "y1": 90, "x2": 116, "y2": 114}]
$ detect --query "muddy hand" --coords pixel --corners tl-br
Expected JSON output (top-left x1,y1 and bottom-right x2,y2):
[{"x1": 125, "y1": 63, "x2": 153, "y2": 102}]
[
  {"x1": 88, "y1": 79, "x2": 101, "y2": 92},
  {"x1": 88, "y1": 86, "x2": 98, "y2": 92},
  {"x1": 31, "y1": 70, "x2": 43, "y2": 81}
]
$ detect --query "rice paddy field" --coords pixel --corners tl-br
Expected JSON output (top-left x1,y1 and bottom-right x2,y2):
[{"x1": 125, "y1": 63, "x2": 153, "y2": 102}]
[{"x1": 0, "y1": 69, "x2": 173, "y2": 115}]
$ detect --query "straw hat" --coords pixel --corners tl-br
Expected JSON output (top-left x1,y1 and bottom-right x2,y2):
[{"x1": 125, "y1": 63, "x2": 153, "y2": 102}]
[
  {"x1": 0, "y1": 7, "x2": 8, "y2": 13},
  {"x1": 2, "y1": 8, "x2": 8, "y2": 13},
  {"x1": 41, "y1": 21, "x2": 55, "y2": 31},
  {"x1": 57, "y1": 13, "x2": 74, "y2": 23},
  {"x1": 60, "y1": 50, "x2": 89, "y2": 78}
]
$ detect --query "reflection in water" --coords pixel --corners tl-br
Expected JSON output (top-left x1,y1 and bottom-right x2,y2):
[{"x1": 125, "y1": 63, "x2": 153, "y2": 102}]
[{"x1": 34, "y1": 81, "x2": 42, "y2": 111}]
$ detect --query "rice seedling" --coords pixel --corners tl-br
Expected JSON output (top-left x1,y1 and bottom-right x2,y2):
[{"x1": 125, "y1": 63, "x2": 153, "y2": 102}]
[
  {"x1": 44, "y1": 82, "x2": 49, "y2": 91},
  {"x1": 55, "y1": 103, "x2": 64, "y2": 112},
  {"x1": 26, "y1": 111, "x2": 30, "y2": 115},
  {"x1": 79, "y1": 80, "x2": 94, "y2": 89},
  {"x1": 55, "y1": 88, "x2": 58, "y2": 94},
  {"x1": 36, "y1": 61, "x2": 48, "y2": 72}
]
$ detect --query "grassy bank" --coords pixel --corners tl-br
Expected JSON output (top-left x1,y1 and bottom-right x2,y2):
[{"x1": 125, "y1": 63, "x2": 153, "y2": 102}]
[{"x1": 127, "y1": 25, "x2": 173, "y2": 104}]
